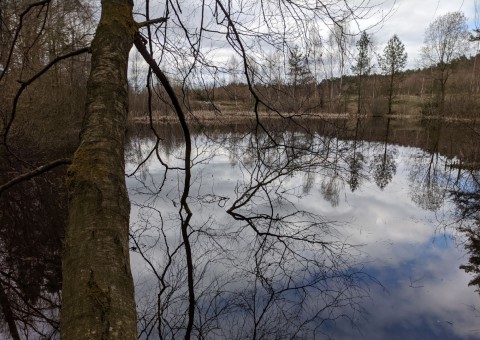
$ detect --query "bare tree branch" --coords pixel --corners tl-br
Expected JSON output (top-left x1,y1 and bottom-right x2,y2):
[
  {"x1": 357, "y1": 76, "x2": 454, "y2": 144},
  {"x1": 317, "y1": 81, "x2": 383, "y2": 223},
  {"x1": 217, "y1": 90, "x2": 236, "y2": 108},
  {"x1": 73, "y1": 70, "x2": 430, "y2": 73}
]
[
  {"x1": 134, "y1": 32, "x2": 196, "y2": 340},
  {"x1": 2, "y1": 47, "x2": 91, "y2": 147},
  {"x1": 0, "y1": 0, "x2": 51, "y2": 83},
  {"x1": 136, "y1": 17, "x2": 168, "y2": 28},
  {"x1": 0, "y1": 158, "x2": 71, "y2": 195}
]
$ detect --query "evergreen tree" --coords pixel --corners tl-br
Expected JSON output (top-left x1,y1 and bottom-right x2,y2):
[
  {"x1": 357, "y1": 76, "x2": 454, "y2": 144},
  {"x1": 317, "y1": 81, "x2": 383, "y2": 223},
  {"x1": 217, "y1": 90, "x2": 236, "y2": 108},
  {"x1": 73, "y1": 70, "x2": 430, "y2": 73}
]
[
  {"x1": 288, "y1": 46, "x2": 313, "y2": 89},
  {"x1": 378, "y1": 34, "x2": 407, "y2": 114},
  {"x1": 351, "y1": 31, "x2": 372, "y2": 114}
]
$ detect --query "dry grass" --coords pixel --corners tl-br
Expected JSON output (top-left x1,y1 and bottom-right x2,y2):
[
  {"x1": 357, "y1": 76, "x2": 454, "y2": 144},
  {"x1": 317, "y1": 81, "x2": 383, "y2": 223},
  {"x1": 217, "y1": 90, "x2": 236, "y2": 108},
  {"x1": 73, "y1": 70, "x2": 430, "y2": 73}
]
[{"x1": 130, "y1": 110, "x2": 356, "y2": 124}]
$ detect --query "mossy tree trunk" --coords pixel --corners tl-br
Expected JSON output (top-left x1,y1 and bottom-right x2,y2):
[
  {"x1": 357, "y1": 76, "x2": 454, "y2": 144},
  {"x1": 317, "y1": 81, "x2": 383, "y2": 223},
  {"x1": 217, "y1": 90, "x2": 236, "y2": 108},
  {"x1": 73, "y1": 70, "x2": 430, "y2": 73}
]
[{"x1": 60, "y1": 1, "x2": 137, "y2": 339}]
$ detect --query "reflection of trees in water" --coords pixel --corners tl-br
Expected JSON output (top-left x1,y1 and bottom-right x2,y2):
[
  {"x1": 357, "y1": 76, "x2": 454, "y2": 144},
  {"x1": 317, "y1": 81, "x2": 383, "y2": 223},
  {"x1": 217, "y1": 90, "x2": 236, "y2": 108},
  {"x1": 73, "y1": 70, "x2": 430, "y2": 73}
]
[
  {"x1": 320, "y1": 175, "x2": 343, "y2": 207},
  {"x1": 409, "y1": 121, "x2": 453, "y2": 211},
  {"x1": 320, "y1": 137, "x2": 345, "y2": 207},
  {"x1": 411, "y1": 120, "x2": 480, "y2": 295},
  {"x1": 370, "y1": 152, "x2": 397, "y2": 190},
  {"x1": 0, "y1": 154, "x2": 64, "y2": 338},
  {"x1": 369, "y1": 118, "x2": 397, "y2": 190},
  {"x1": 407, "y1": 121, "x2": 458, "y2": 212},
  {"x1": 459, "y1": 223, "x2": 480, "y2": 292},
  {"x1": 346, "y1": 151, "x2": 365, "y2": 192},
  {"x1": 346, "y1": 119, "x2": 367, "y2": 192},
  {"x1": 126, "y1": 119, "x2": 480, "y2": 337},
  {"x1": 408, "y1": 151, "x2": 454, "y2": 211},
  {"x1": 450, "y1": 169, "x2": 480, "y2": 293},
  {"x1": 128, "y1": 124, "x2": 375, "y2": 339}
]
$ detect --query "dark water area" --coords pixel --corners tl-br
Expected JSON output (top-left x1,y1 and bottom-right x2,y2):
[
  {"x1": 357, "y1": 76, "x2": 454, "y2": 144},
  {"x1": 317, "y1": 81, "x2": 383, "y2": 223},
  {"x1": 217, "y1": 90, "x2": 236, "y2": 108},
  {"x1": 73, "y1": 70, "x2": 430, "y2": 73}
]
[
  {"x1": 0, "y1": 149, "x2": 65, "y2": 339},
  {"x1": 126, "y1": 117, "x2": 480, "y2": 339}
]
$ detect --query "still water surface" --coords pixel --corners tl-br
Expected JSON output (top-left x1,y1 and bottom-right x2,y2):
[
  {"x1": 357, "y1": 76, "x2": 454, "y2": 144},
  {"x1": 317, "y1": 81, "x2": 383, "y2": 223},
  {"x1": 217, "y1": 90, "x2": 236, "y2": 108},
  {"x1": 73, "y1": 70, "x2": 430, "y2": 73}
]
[{"x1": 126, "y1": 118, "x2": 480, "y2": 339}]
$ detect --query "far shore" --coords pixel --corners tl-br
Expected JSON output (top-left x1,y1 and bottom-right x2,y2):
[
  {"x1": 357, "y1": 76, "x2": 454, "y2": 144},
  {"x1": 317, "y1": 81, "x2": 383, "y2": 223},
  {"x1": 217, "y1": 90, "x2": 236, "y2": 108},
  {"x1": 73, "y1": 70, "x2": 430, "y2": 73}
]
[{"x1": 129, "y1": 110, "x2": 478, "y2": 124}]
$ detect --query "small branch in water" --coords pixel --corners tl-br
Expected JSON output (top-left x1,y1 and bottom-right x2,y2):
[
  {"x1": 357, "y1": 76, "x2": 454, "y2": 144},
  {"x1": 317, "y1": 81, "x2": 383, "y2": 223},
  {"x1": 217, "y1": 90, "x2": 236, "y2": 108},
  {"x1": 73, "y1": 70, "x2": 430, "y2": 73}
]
[{"x1": 408, "y1": 277, "x2": 424, "y2": 289}]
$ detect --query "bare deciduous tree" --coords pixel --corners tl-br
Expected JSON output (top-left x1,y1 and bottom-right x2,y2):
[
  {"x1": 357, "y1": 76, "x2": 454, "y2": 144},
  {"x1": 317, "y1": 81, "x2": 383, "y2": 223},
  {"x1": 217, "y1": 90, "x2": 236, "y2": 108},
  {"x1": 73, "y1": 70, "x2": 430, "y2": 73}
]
[{"x1": 421, "y1": 11, "x2": 470, "y2": 115}]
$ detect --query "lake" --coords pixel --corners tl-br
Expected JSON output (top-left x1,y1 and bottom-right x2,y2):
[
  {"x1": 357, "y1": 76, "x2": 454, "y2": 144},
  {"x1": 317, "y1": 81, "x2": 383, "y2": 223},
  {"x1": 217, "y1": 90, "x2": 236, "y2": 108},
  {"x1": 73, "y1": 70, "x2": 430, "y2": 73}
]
[{"x1": 125, "y1": 117, "x2": 480, "y2": 339}]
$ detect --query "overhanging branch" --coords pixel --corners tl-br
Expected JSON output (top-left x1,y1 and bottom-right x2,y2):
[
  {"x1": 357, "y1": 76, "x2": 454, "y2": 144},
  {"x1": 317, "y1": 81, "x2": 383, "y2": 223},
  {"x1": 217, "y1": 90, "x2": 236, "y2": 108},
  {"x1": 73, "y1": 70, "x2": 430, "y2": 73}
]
[
  {"x1": 0, "y1": 158, "x2": 71, "y2": 196},
  {"x1": 136, "y1": 17, "x2": 168, "y2": 28},
  {"x1": 133, "y1": 32, "x2": 196, "y2": 340}
]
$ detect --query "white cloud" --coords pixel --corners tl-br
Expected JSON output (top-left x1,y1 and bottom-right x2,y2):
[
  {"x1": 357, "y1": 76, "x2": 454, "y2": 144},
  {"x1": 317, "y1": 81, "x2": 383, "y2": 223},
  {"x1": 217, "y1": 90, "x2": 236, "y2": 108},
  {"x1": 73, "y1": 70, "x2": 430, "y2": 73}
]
[{"x1": 365, "y1": 0, "x2": 477, "y2": 69}]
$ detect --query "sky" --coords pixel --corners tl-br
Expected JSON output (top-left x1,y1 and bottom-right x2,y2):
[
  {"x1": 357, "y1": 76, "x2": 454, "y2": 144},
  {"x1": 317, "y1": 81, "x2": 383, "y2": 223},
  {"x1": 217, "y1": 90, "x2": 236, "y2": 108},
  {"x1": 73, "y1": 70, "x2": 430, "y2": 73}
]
[
  {"x1": 127, "y1": 0, "x2": 480, "y2": 83},
  {"x1": 365, "y1": 0, "x2": 478, "y2": 69}
]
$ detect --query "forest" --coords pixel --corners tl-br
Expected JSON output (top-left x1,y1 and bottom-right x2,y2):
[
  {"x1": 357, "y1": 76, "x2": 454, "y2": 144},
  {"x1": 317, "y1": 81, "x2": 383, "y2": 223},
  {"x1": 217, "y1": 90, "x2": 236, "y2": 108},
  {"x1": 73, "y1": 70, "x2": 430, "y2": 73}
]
[{"x1": 0, "y1": 0, "x2": 480, "y2": 339}]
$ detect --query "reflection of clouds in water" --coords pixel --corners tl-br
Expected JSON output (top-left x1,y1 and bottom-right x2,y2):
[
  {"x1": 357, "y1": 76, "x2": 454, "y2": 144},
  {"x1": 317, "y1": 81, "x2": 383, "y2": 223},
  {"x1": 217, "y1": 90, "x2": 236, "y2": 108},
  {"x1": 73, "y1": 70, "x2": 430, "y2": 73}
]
[
  {"x1": 127, "y1": 134, "x2": 479, "y2": 339},
  {"x1": 299, "y1": 148, "x2": 479, "y2": 338},
  {"x1": 337, "y1": 243, "x2": 480, "y2": 339}
]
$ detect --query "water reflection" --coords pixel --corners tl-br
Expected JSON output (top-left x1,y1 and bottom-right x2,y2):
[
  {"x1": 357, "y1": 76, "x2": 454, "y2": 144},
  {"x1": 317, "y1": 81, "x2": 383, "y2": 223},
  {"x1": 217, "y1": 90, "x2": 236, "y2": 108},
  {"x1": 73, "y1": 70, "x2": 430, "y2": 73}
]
[
  {"x1": 346, "y1": 118, "x2": 366, "y2": 192},
  {"x1": 0, "y1": 151, "x2": 64, "y2": 339},
  {"x1": 369, "y1": 118, "x2": 397, "y2": 190},
  {"x1": 128, "y1": 123, "x2": 375, "y2": 338},
  {"x1": 451, "y1": 167, "x2": 480, "y2": 294},
  {"x1": 126, "y1": 118, "x2": 480, "y2": 339}
]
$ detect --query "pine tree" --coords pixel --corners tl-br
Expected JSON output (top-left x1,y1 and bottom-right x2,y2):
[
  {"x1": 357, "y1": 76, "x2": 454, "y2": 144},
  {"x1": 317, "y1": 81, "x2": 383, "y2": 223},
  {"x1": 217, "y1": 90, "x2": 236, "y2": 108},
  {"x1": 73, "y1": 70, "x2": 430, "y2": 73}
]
[
  {"x1": 378, "y1": 34, "x2": 407, "y2": 114},
  {"x1": 288, "y1": 46, "x2": 313, "y2": 88},
  {"x1": 351, "y1": 31, "x2": 372, "y2": 114}
]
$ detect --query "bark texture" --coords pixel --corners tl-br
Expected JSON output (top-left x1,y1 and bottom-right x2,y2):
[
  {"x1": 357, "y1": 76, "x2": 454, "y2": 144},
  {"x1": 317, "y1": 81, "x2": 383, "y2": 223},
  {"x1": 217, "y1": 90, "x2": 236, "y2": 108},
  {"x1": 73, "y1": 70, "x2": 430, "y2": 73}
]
[{"x1": 60, "y1": 1, "x2": 137, "y2": 339}]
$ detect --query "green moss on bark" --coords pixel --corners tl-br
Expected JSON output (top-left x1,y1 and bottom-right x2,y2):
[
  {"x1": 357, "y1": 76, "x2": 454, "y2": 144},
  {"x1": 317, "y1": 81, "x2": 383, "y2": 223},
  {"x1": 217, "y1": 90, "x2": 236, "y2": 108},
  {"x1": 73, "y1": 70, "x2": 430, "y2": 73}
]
[{"x1": 60, "y1": 0, "x2": 137, "y2": 339}]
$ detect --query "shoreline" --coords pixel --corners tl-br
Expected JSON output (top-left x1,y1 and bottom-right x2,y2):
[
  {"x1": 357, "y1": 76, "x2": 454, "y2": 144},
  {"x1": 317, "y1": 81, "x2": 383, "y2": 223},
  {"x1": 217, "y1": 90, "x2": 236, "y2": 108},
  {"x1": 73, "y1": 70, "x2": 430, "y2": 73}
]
[{"x1": 129, "y1": 110, "x2": 478, "y2": 124}]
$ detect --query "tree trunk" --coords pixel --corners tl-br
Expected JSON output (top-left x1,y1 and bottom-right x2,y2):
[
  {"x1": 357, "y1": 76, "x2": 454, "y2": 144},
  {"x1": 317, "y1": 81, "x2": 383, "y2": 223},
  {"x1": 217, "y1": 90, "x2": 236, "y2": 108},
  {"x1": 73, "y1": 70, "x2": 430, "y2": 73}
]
[
  {"x1": 440, "y1": 76, "x2": 446, "y2": 115},
  {"x1": 357, "y1": 77, "x2": 362, "y2": 114},
  {"x1": 388, "y1": 72, "x2": 394, "y2": 114},
  {"x1": 0, "y1": 282, "x2": 20, "y2": 340},
  {"x1": 60, "y1": 1, "x2": 137, "y2": 339}
]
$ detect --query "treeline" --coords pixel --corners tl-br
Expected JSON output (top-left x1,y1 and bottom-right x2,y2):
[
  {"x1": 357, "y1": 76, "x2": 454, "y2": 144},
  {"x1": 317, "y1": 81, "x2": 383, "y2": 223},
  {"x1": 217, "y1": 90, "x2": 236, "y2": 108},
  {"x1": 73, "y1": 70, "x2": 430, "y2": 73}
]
[{"x1": 130, "y1": 53, "x2": 480, "y2": 119}]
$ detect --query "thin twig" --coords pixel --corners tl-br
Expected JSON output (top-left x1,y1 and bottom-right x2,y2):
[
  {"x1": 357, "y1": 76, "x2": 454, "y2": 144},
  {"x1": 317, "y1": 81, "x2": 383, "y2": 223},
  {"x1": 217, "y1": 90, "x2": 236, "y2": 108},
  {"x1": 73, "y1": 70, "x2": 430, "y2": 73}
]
[{"x1": 2, "y1": 47, "x2": 91, "y2": 146}]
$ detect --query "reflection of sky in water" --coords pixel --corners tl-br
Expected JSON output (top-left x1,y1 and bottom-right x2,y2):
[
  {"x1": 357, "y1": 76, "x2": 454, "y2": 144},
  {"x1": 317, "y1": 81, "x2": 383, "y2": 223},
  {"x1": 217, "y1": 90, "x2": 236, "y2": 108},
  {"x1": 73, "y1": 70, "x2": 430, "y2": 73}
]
[{"x1": 126, "y1": 135, "x2": 480, "y2": 339}]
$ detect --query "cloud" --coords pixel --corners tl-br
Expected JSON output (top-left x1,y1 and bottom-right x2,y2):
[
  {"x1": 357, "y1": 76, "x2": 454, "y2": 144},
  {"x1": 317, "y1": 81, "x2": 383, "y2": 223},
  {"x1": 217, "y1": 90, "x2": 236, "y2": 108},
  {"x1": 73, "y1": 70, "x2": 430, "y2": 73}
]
[{"x1": 365, "y1": 0, "x2": 477, "y2": 68}]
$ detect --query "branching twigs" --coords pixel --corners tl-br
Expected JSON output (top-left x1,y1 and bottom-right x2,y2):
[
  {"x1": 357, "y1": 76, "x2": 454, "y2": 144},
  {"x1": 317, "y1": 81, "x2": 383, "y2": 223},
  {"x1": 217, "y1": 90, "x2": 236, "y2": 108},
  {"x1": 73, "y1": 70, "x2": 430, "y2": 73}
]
[
  {"x1": 134, "y1": 31, "x2": 196, "y2": 340},
  {"x1": 0, "y1": 158, "x2": 71, "y2": 196},
  {"x1": 0, "y1": 281, "x2": 21, "y2": 340},
  {"x1": 0, "y1": 272, "x2": 60, "y2": 330},
  {"x1": 213, "y1": 0, "x2": 278, "y2": 138},
  {"x1": 0, "y1": 0, "x2": 51, "y2": 83},
  {"x1": 2, "y1": 47, "x2": 90, "y2": 146},
  {"x1": 125, "y1": 1, "x2": 397, "y2": 337}
]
